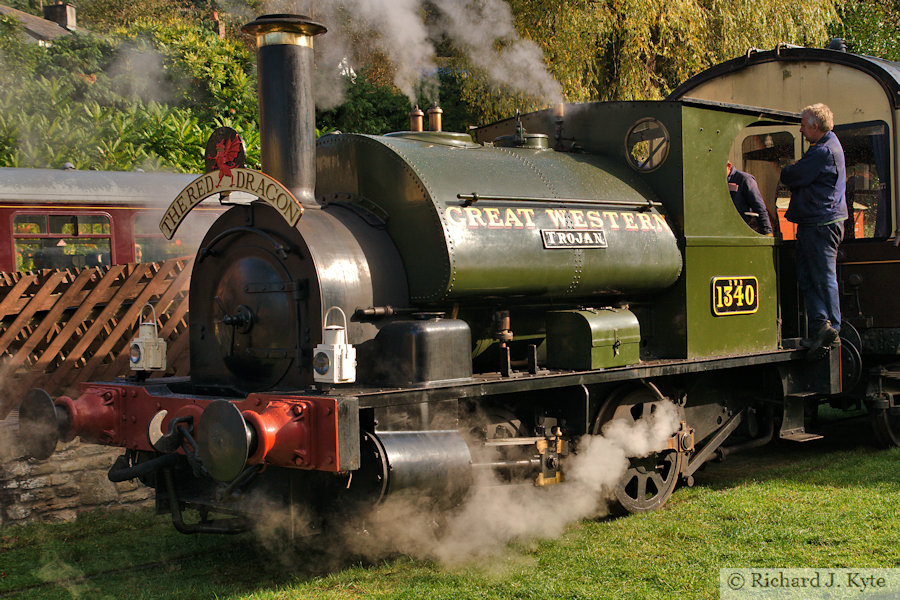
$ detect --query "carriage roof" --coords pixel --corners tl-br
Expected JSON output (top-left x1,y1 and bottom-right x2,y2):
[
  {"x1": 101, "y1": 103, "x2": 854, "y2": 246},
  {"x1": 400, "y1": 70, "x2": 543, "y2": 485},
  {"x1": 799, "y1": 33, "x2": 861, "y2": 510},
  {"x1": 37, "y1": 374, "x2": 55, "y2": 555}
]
[
  {"x1": 0, "y1": 167, "x2": 198, "y2": 205},
  {"x1": 669, "y1": 46, "x2": 900, "y2": 109}
]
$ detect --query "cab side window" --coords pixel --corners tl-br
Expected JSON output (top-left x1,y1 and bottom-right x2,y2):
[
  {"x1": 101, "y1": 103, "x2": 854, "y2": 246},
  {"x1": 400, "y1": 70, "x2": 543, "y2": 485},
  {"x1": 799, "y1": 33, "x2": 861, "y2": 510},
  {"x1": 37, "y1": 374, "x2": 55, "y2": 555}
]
[{"x1": 738, "y1": 122, "x2": 891, "y2": 241}]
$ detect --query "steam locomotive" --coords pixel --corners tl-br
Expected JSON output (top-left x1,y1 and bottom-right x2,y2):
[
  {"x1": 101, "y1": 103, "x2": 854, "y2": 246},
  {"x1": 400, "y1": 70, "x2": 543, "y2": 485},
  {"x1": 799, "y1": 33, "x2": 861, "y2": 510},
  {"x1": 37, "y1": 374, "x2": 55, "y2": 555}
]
[{"x1": 17, "y1": 15, "x2": 900, "y2": 534}]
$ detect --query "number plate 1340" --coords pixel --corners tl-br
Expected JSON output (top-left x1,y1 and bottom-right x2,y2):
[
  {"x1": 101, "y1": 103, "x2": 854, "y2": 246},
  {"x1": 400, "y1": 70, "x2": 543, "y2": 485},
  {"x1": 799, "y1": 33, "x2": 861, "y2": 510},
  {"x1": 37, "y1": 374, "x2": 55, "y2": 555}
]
[{"x1": 711, "y1": 276, "x2": 759, "y2": 316}]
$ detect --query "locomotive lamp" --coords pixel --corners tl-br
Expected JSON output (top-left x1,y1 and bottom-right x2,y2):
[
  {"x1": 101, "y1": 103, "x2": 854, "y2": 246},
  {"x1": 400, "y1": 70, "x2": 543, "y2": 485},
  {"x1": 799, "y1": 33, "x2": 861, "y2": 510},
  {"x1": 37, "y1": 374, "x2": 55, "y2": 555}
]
[
  {"x1": 129, "y1": 303, "x2": 166, "y2": 372},
  {"x1": 313, "y1": 306, "x2": 356, "y2": 384}
]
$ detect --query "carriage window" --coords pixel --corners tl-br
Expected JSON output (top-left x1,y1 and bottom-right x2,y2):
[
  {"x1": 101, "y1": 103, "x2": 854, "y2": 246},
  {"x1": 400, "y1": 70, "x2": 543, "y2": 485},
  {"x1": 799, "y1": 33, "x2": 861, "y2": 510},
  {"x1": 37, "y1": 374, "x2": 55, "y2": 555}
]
[
  {"x1": 49, "y1": 215, "x2": 77, "y2": 235},
  {"x1": 14, "y1": 215, "x2": 47, "y2": 235},
  {"x1": 834, "y1": 121, "x2": 890, "y2": 239},
  {"x1": 133, "y1": 235, "x2": 188, "y2": 263},
  {"x1": 13, "y1": 213, "x2": 112, "y2": 271},
  {"x1": 77, "y1": 215, "x2": 111, "y2": 235},
  {"x1": 133, "y1": 212, "x2": 189, "y2": 263}
]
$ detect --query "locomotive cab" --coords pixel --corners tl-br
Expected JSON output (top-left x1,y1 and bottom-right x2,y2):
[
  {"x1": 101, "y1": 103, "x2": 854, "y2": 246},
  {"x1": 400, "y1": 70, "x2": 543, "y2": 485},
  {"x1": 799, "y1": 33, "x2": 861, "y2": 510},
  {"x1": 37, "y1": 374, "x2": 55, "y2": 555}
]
[{"x1": 670, "y1": 45, "x2": 900, "y2": 444}]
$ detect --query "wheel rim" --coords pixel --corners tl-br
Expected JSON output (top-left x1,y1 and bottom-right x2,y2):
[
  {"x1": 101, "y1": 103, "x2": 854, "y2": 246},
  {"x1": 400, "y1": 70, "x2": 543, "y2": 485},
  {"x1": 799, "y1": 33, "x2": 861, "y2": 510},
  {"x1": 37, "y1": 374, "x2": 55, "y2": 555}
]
[
  {"x1": 839, "y1": 323, "x2": 863, "y2": 391},
  {"x1": 593, "y1": 386, "x2": 684, "y2": 513},
  {"x1": 871, "y1": 408, "x2": 900, "y2": 448},
  {"x1": 616, "y1": 451, "x2": 683, "y2": 513}
]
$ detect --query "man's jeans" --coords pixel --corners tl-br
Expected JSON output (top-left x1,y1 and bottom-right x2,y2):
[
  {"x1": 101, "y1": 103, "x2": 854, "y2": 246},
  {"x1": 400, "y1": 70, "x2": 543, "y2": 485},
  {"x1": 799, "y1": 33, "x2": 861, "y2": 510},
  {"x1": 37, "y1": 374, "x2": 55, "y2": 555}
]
[{"x1": 796, "y1": 221, "x2": 844, "y2": 334}]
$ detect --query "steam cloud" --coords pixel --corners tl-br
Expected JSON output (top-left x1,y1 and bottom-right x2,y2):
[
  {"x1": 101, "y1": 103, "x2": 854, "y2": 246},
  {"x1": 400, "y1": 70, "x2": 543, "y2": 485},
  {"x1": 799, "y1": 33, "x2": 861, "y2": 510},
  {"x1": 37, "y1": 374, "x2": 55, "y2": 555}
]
[
  {"x1": 254, "y1": 400, "x2": 681, "y2": 568},
  {"x1": 430, "y1": 0, "x2": 562, "y2": 102},
  {"x1": 106, "y1": 44, "x2": 177, "y2": 106},
  {"x1": 268, "y1": 0, "x2": 563, "y2": 108}
]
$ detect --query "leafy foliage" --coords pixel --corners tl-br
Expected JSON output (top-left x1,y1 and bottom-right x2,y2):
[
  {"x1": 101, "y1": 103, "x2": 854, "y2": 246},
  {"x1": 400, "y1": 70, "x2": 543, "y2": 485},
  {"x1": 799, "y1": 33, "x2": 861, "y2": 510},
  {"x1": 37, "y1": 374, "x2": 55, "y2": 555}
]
[
  {"x1": 834, "y1": 0, "x2": 900, "y2": 61},
  {"x1": 397, "y1": 0, "x2": 841, "y2": 128},
  {"x1": 439, "y1": 61, "x2": 547, "y2": 129},
  {"x1": 316, "y1": 68, "x2": 411, "y2": 135},
  {"x1": 75, "y1": 0, "x2": 197, "y2": 33},
  {"x1": 0, "y1": 0, "x2": 892, "y2": 171},
  {"x1": 114, "y1": 19, "x2": 258, "y2": 121},
  {"x1": 0, "y1": 16, "x2": 259, "y2": 171},
  {"x1": 509, "y1": 0, "x2": 841, "y2": 102},
  {"x1": 4, "y1": 0, "x2": 38, "y2": 14}
]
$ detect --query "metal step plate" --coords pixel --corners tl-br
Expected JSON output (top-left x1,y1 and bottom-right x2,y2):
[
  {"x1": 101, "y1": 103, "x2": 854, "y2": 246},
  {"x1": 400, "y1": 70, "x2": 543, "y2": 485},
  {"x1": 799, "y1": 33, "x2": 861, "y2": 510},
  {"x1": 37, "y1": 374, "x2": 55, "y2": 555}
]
[{"x1": 780, "y1": 430, "x2": 824, "y2": 442}]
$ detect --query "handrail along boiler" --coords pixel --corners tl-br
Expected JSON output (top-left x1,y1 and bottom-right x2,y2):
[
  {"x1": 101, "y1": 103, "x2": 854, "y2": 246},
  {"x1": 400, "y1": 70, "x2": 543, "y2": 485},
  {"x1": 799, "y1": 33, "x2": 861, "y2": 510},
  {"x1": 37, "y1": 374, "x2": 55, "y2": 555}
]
[{"x1": 17, "y1": 16, "x2": 900, "y2": 532}]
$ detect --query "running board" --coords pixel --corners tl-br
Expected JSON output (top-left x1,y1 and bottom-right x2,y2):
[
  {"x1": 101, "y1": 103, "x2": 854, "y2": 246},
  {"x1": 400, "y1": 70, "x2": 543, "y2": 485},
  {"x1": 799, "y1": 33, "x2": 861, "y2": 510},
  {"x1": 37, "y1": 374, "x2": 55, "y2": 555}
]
[{"x1": 779, "y1": 394, "x2": 823, "y2": 442}]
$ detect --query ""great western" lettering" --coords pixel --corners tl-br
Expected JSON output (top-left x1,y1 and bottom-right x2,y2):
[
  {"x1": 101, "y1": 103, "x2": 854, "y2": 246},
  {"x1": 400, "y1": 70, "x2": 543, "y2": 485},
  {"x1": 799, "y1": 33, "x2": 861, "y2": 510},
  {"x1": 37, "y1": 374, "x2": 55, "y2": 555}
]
[{"x1": 443, "y1": 206, "x2": 670, "y2": 233}]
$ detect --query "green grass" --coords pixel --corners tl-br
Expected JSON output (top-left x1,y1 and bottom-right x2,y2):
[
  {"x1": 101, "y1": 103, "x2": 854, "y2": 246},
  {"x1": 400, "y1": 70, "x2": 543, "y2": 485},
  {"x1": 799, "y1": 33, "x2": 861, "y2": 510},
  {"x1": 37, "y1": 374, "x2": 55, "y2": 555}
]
[{"x1": 2, "y1": 415, "x2": 900, "y2": 599}]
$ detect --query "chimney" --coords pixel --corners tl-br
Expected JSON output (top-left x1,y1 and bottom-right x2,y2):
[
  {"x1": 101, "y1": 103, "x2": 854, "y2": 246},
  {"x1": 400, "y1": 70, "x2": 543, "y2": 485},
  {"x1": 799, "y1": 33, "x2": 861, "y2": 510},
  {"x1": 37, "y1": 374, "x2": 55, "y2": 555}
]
[
  {"x1": 427, "y1": 103, "x2": 443, "y2": 132},
  {"x1": 409, "y1": 105, "x2": 424, "y2": 132},
  {"x1": 211, "y1": 11, "x2": 225, "y2": 38},
  {"x1": 242, "y1": 14, "x2": 326, "y2": 208},
  {"x1": 43, "y1": 2, "x2": 76, "y2": 31}
]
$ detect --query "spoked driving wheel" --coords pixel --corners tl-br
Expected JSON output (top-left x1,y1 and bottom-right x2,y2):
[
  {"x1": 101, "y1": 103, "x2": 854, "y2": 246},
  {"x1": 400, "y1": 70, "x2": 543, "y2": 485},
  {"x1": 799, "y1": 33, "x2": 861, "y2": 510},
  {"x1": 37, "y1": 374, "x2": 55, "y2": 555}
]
[
  {"x1": 617, "y1": 450, "x2": 683, "y2": 513},
  {"x1": 593, "y1": 385, "x2": 684, "y2": 513}
]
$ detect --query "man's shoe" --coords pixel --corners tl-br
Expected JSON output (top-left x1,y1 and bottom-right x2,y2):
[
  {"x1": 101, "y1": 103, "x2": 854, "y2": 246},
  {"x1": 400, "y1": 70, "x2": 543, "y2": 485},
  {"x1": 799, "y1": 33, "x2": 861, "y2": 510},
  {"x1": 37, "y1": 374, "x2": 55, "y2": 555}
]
[{"x1": 804, "y1": 324, "x2": 839, "y2": 361}]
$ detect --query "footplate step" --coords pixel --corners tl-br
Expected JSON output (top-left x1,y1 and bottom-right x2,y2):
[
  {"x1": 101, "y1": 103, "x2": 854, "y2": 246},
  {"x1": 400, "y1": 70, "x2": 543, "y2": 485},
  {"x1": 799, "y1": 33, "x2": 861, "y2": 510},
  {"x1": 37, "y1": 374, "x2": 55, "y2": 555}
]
[
  {"x1": 779, "y1": 430, "x2": 824, "y2": 442},
  {"x1": 779, "y1": 395, "x2": 823, "y2": 443}
]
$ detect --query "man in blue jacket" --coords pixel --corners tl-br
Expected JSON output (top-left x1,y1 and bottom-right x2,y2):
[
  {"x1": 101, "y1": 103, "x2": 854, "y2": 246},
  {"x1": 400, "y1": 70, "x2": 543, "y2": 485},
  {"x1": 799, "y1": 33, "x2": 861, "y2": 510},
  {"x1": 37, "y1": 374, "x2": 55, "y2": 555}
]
[
  {"x1": 727, "y1": 162, "x2": 773, "y2": 235},
  {"x1": 780, "y1": 103, "x2": 848, "y2": 360}
]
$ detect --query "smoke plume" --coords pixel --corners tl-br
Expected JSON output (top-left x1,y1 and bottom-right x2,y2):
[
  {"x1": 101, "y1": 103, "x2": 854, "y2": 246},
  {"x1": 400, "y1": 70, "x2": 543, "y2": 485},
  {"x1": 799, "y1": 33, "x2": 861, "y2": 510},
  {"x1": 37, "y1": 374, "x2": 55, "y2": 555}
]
[
  {"x1": 267, "y1": 0, "x2": 562, "y2": 108},
  {"x1": 429, "y1": 0, "x2": 562, "y2": 103}
]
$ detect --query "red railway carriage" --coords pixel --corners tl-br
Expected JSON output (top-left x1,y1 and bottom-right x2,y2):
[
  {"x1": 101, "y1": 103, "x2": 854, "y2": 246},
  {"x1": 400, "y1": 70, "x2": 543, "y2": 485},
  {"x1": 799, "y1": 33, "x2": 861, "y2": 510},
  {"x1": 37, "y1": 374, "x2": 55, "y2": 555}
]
[{"x1": 0, "y1": 167, "x2": 224, "y2": 272}]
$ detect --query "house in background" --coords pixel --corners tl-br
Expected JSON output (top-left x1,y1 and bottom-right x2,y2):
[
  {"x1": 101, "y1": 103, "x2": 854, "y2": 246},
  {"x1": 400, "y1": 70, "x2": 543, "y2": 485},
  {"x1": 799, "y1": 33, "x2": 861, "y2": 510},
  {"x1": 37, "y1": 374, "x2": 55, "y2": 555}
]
[{"x1": 0, "y1": 2, "x2": 76, "y2": 45}]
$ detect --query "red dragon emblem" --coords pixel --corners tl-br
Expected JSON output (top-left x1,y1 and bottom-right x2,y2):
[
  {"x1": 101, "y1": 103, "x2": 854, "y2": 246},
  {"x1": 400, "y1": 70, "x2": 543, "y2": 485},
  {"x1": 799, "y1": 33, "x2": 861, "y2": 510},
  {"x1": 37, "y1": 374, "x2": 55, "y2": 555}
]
[
  {"x1": 204, "y1": 127, "x2": 246, "y2": 183},
  {"x1": 208, "y1": 136, "x2": 243, "y2": 184}
]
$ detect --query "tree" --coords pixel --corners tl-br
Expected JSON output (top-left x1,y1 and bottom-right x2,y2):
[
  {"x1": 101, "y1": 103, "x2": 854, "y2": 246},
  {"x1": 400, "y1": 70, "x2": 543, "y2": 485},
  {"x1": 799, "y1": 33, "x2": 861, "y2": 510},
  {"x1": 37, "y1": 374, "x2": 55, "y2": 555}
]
[
  {"x1": 833, "y1": 0, "x2": 900, "y2": 60},
  {"x1": 510, "y1": 0, "x2": 841, "y2": 102},
  {"x1": 0, "y1": 17, "x2": 260, "y2": 171},
  {"x1": 114, "y1": 19, "x2": 258, "y2": 122},
  {"x1": 76, "y1": 0, "x2": 198, "y2": 33},
  {"x1": 411, "y1": 0, "x2": 842, "y2": 128},
  {"x1": 316, "y1": 68, "x2": 411, "y2": 135}
]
